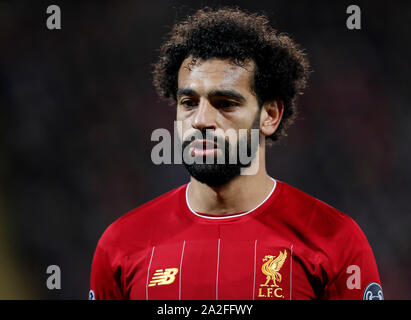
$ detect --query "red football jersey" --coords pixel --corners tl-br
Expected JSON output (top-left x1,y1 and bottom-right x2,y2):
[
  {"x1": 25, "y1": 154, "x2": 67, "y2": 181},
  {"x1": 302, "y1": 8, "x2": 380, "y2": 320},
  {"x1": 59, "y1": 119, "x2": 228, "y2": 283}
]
[{"x1": 89, "y1": 178, "x2": 383, "y2": 300}]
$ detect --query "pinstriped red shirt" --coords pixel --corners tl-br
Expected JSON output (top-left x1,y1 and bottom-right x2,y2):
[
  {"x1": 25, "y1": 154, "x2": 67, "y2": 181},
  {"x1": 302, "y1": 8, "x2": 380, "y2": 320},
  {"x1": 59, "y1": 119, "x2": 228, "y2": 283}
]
[{"x1": 89, "y1": 179, "x2": 383, "y2": 300}]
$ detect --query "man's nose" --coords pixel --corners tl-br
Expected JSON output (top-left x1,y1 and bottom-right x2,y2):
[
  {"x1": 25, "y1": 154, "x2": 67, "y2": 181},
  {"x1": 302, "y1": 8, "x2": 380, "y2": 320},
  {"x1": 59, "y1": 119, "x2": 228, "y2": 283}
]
[{"x1": 192, "y1": 99, "x2": 217, "y2": 130}]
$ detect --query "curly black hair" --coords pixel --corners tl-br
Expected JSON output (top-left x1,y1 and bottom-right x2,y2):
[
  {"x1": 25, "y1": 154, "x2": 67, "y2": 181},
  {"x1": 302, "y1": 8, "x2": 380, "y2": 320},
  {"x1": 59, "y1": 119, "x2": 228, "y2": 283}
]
[{"x1": 152, "y1": 7, "x2": 311, "y2": 141}]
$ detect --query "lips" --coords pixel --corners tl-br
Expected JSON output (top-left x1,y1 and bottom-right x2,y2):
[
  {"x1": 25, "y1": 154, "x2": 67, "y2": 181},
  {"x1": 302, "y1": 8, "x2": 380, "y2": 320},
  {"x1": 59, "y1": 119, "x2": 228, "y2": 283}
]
[
  {"x1": 189, "y1": 139, "x2": 219, "y2": 157},
  {"x1": 189, "y1": 139, "x2": 217, "y2": 150}
]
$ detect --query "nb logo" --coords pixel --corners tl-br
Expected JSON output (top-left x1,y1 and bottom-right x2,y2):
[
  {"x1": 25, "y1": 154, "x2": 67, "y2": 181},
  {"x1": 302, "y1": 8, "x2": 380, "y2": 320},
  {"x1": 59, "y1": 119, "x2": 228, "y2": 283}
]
[{"x1": 148, "y1": 268, "x2": 179, "y2": 287}]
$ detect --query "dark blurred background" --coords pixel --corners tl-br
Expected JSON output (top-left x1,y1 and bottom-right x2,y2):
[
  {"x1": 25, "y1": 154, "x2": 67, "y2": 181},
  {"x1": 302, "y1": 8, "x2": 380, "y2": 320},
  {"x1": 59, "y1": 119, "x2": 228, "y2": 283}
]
[{"x1": 0, "y1": 0, "x2": 410, "y2": 299}]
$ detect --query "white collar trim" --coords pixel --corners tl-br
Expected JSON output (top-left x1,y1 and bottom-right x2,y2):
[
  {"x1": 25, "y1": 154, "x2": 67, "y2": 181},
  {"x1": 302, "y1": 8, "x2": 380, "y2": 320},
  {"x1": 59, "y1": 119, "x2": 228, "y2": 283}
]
[{"x1": 185, "y1": 177, "x2": 276, "y2": 220}]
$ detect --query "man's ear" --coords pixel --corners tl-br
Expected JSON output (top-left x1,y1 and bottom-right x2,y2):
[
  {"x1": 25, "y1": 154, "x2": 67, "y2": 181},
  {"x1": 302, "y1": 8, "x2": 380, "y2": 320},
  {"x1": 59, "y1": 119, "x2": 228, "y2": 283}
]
[{"x1": 260, "y1": 99, "x2": 284, "y2": 137}]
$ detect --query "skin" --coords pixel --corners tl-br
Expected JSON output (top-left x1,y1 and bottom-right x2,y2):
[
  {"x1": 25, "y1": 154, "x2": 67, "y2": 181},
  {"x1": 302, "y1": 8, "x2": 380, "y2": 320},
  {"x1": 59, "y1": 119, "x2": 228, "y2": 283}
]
[{"x1": 177, "y1": 56, "x2": 284, "y2": 215}]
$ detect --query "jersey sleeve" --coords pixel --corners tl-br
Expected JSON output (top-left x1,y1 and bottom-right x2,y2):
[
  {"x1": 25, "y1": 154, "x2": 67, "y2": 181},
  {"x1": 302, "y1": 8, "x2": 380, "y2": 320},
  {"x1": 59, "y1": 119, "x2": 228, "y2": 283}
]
[
  {"x1": 89, "y1": 241, "x2": 125, "y2": 300},
  {"x1": 323, "y1": 217, "x2": 383, "y2": 300}
]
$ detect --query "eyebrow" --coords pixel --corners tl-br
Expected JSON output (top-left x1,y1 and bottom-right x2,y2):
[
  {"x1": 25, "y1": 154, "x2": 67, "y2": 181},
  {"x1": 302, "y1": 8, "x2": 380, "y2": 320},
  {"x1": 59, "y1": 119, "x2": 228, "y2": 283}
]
[
  {"x1": 176, "y1": 88, "x2": 197, "y2": 99},
  {"x1": 177, "y1": 88, "x2": 246, "y2": 102}
]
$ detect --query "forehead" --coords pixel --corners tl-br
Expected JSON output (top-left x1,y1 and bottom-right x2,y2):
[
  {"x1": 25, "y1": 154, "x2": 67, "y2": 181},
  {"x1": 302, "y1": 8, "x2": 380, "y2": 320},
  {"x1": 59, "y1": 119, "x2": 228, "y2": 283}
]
[{"x1": 177, "y1": 57, "x2": 255, "y2": 95}]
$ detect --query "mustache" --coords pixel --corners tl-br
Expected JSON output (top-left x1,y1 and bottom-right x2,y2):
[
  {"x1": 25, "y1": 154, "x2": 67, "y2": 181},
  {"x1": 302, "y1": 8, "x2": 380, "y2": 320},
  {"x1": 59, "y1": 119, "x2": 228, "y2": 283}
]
[{"x1": 181, "y1": 129, "x2": 229, "y2": 150}]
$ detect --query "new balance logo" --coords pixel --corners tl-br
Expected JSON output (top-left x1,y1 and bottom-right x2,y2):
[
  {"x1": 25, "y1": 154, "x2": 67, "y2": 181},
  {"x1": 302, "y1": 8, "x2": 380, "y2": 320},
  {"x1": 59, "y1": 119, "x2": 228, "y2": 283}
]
[{"x1": 148, "y1": 268, "x2": 179, "y2": 287}]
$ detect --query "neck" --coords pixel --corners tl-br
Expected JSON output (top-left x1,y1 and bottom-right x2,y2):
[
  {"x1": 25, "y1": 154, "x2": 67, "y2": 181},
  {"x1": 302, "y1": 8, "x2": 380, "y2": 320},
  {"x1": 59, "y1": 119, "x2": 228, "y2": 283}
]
[{"x1": 187, "y1": 145, "x2": 274, "y2": 215}]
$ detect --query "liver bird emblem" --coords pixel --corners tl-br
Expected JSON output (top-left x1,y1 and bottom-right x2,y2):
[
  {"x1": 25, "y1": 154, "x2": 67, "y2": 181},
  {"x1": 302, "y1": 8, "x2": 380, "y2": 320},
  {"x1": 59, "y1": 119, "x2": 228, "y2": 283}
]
[{"x1": 261, "y1": 250, "x2": 287, "y2": 287}]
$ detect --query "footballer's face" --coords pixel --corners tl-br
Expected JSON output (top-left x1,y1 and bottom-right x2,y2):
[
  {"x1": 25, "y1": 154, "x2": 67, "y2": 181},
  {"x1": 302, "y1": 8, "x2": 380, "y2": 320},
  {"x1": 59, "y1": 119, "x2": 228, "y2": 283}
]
[{"x1": 176, "y1": 57, "x2": 261, "y2": 186}]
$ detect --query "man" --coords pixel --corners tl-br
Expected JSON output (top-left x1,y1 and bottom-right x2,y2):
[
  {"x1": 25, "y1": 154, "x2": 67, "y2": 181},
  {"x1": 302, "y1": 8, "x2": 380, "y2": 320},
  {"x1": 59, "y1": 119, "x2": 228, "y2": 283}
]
[{"x1": 89, "y1": 7, "x2": 383, "y2": 300}]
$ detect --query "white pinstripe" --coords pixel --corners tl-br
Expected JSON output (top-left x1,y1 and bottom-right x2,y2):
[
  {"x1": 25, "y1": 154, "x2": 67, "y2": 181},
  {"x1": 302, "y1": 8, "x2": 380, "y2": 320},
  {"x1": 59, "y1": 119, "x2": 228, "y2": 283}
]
[
  {"x1": 253, "y1": 239, "x2": 258, "y2": 300},
  {"x1": 179, "y1": 240, "x2": 186, "y2": 300},
  {"x1": 146, "y1": 246, "x2": 155, "y2": 300},
  {"x1": 216, "y1": 239, "x2": 221, "y2": 300}
]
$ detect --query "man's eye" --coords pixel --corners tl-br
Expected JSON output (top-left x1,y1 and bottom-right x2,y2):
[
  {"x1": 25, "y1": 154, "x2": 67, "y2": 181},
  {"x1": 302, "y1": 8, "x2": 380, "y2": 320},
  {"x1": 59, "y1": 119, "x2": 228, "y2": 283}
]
[
  {"x1": 181, "y1": 100, "x2": 197, "y2": 108},
  {"x1": 214, "y1": 100, "x2": 239, "y2": 109}
]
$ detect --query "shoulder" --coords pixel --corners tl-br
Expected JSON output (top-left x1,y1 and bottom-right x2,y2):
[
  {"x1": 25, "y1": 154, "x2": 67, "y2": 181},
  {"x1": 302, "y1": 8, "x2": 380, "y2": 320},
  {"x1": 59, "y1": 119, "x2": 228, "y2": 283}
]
[
  {"x1": 278, "y1": 180, "x2": 375, "y2": 276},
  {"x1": 97, "y1": 184, "x2": 187, "y2": 251},
  {"x1": 278, "y1": 180, "x2": 367, "y2": 242}
]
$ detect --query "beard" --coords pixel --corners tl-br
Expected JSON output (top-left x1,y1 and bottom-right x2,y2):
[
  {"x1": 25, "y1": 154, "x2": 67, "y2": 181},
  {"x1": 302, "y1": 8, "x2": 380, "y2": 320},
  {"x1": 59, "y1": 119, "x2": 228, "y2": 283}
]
[{"x1": 181, "y1": 115, "x2": 260, "y2": 187}]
